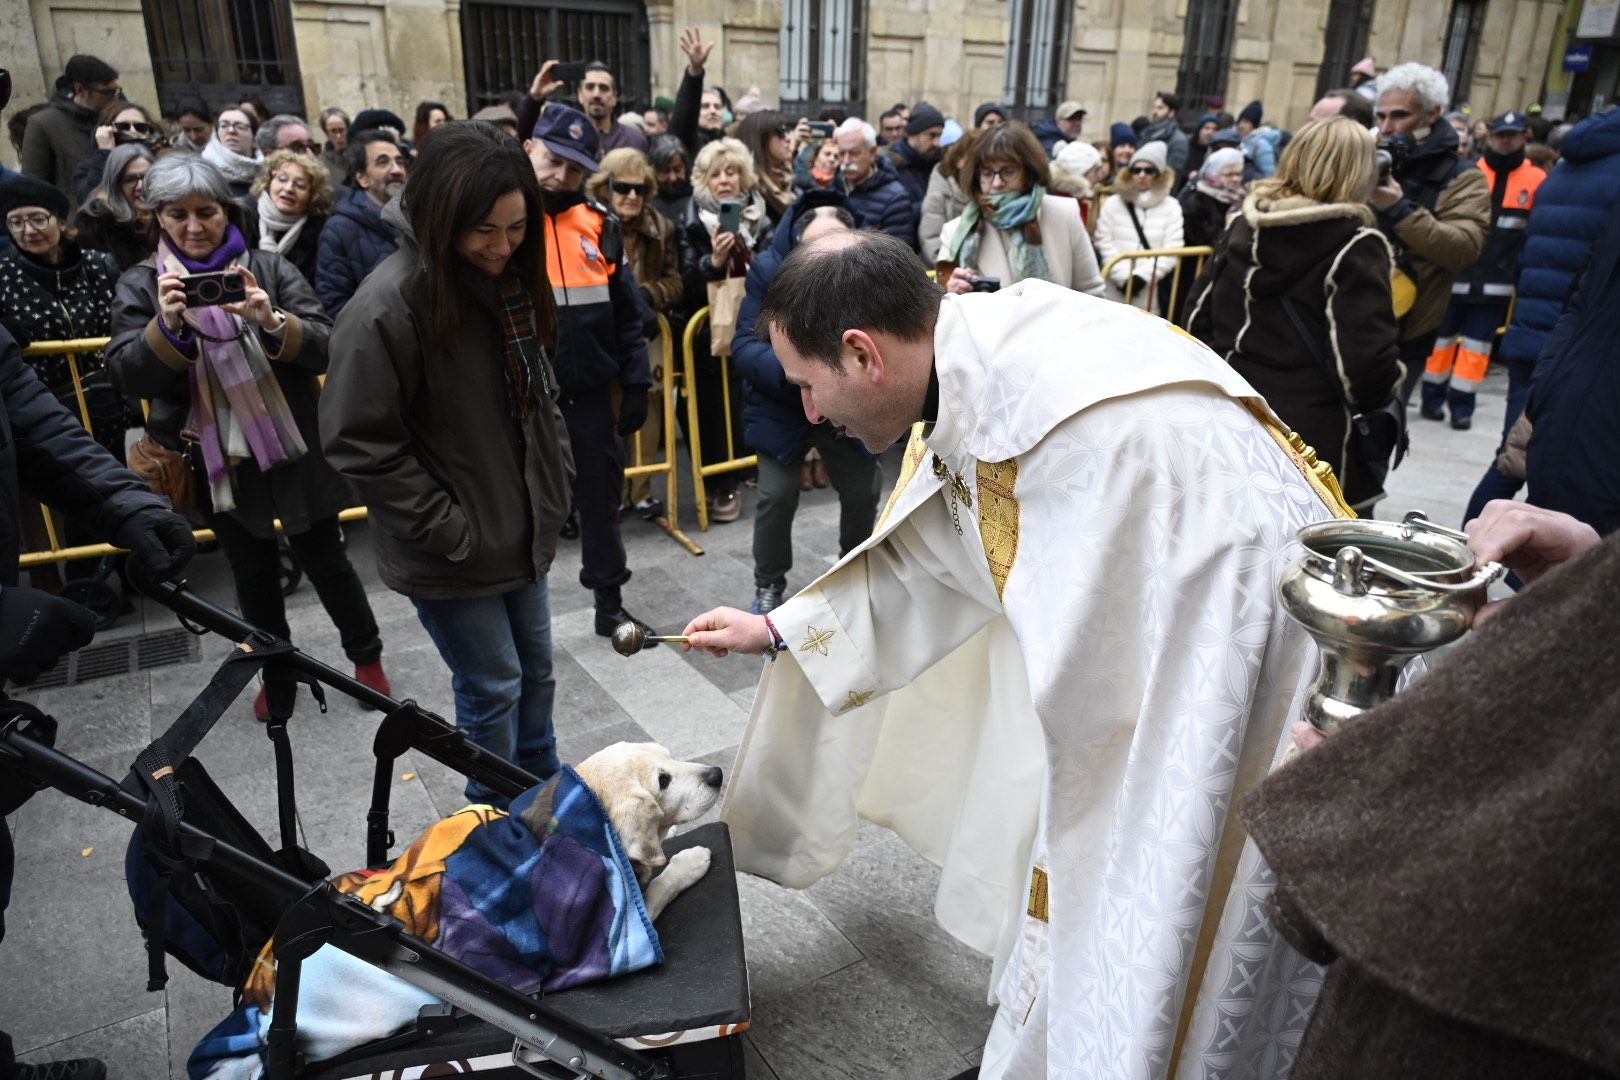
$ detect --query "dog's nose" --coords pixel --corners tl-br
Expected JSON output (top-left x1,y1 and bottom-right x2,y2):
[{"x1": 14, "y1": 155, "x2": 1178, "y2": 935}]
[{"x1": 703, "y1": 765, "x2": 723, "y2": 788}]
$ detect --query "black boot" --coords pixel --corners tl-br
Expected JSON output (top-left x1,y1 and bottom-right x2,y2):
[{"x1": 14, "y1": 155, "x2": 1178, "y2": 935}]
[{"x1": 594, "y1": 588, "x2": 658, "y2": 647}]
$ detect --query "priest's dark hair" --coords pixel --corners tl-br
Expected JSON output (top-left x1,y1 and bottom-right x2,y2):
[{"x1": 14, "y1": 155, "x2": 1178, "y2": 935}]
[
  {"x1": 404, "y1": 119, "x2": 556, "y2": 360},
  {"x1": 758, "y1": 231, "x2": 941, "y2": 372}
]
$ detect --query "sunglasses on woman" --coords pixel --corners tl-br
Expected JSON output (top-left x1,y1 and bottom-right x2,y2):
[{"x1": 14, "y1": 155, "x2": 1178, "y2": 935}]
[
  {"x1": 114, "y1": 120, "x2": 155, "y2": 137},
  {"x1": 1130, "y1": 165, "x2": 1160, "y2": 177},
  {"x1": 611, "y1": 180, "x2": 651, "y2": 198}
]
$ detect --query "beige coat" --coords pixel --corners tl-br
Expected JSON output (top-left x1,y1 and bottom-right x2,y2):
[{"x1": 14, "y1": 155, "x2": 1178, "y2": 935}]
[{"x1": 938, "y1": 196, "x2": 1104, "y2": 296}]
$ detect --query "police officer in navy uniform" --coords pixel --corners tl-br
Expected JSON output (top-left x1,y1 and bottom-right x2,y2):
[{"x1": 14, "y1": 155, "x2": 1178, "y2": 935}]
[
  {"x1": 1421, "y1": 111, "x2": 1547, "y2": 429},
  {"x1": 523, "y1": 105, "x2": 658, "y2": 643}
]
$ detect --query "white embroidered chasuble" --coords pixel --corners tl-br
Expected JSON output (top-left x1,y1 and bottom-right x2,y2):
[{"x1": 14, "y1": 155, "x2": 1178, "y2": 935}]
[{"x1": 721, "y1": 281, "x2": 1343, "y2": 1078}]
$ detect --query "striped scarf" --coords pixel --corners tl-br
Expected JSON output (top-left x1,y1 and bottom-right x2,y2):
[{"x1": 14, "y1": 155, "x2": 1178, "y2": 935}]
[
  {"x1": 158, "y1": 229, "x2": 305, "y2": 515},
  {"x1": 497, "y1": 274, "x2": 553, "y2": 418}
]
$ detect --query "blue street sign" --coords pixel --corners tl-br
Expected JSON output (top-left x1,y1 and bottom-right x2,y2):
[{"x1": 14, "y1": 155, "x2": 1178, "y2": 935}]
[{"x1": 1565, "y1": 44, "x2": 1594, "y2": 73}]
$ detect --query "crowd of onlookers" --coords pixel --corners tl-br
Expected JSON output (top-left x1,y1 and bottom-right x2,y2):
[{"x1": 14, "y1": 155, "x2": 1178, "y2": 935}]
[{"x1": 1, "y1": 40, "x2": 1618, "y2": 799}]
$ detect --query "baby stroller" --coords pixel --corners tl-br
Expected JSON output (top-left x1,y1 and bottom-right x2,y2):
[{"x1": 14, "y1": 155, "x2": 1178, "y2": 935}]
[{"x1": 0, "y1": 575, "x2": 751, "y2": 1080}]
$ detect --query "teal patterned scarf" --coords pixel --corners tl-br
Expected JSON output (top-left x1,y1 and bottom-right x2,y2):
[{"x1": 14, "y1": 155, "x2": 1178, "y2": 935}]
[{"x1": 947, "y1": 186, "x2": 1050, "y2": 285}]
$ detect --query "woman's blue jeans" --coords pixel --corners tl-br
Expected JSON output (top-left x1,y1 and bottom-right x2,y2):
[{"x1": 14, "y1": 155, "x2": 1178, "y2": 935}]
[{"x1": 412, "y1": 579, "x2": 560, "y2": 806}]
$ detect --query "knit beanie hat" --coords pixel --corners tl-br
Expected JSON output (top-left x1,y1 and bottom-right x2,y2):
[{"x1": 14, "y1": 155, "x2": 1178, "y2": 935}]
[
  {"x1": 1128, "y1": 141, "x2": 1170, "y2": 173},
  {"x1": 351, "y1": 109, "x2": 407, "y2": 138},
  {"x1": 906, "y1": 101, "x2": 945, "y2": 135},
  {"x1": 974, "y1": 102, "x2": 1008, "y2": 128},
  {"x1": 0, "y1": 173, "x2": 70, "y2": 222},
  {"x1": 1239, "y1": 100, "x2": 1264, "y2": 127},
  {"x1": 1053, "y1": 140, "x2": 1102, "y2": 178},
  {"x1": 1110, "y1": 122, "x2": 1139, "y2": 148}
]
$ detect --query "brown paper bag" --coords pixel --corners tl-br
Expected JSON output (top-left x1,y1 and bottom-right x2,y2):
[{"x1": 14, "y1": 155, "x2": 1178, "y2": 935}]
[{"x1": 706, "y1": 275, "x2": 747, "y2": 357}]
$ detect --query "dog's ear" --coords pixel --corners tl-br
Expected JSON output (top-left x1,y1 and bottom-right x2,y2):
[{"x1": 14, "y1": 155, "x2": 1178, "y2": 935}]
[{"x1": 609, "y1": 782, "x2": 668, "y2": 872}]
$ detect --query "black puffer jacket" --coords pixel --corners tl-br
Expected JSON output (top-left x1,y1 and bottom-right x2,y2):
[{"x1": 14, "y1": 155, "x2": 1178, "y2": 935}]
[
  {"x1": 0, "y1": 324, "x2": 164, "y2": 584},
  {"x1": 106, "y1": 249, "x2": 347, "y2": 537},
  {"x1": 320, "y1": 220, "x2": 574, "y2": 600},
  {"x1": 1185, "y1": 194, "x2": 1400, "y2": 510}
]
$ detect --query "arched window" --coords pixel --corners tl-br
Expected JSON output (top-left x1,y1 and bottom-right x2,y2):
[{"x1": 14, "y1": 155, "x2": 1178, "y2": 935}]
[
  {"x1": 1003, "y1": 0, "x2": 1072, "y2": 120},
  {"x1": 780, "y1": 0, "x2": 866, "y2": 117}
]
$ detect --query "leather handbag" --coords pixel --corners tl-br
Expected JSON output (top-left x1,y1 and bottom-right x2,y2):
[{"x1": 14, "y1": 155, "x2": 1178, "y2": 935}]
[{"x1": 128, "y1": 432, "x2": 197, "y2": 516}]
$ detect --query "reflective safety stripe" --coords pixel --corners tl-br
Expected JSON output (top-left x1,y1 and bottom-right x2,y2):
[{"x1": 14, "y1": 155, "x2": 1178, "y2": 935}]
[
  {"x1": 1480, "y1": 283, "x2": 1515, "y2": 297},
  {"x1": 552, "y1": 283, "x2": 611, "y2": 305},
  {"x1": 1454, "y1": 281, "x2": 1516, "y2": 296},
  {"x1": 1458, "y1": 335, "x2": 1494, "y2": 355},
  {"x1": 1493, "y1": 216, "x2": 1528, "y2": 229}
]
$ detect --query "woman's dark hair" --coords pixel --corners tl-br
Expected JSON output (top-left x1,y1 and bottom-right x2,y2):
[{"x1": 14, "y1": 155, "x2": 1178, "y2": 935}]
[
  {"x1": 963, "y1": 122, "x2": 1051, "y2": 200},
  {"x1": 758, "y1": 230, "x2": 941, "y2": 372},
  {"x1": 412, "y1": 101, "x2": 452, "y2": 145},
  {"x1": 938, "y1": 127, "x2": 985, "y2": 181},
  {"x1": 405, "y1": 120, "x2": 557, "y2": 359},
  {"x1": 172, "y1": 95, "x2": 214, "y2": 124},
  {"x1": 736, "y1": 110, "x2": 788, "y2": 175},
  {"x1": 238, "y1": 96, "x2": 271, "y2": 128},
  {"x1": 647, "y1": 134, "x2": 687, "y2": 172},
  {"x1": 8, "y1": 104, "x2": 47, "y2": 154}
]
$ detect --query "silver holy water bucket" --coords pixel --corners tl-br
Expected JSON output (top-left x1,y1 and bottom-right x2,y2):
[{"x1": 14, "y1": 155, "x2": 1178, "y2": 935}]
[{"x1": 1279, "y1": 511, "x2": 1504, "y2": 734}]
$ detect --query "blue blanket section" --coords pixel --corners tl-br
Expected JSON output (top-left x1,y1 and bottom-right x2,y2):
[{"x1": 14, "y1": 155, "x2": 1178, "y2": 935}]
[{"x1": 188, "y1": 769, "x2": 662, "y2": 1079}]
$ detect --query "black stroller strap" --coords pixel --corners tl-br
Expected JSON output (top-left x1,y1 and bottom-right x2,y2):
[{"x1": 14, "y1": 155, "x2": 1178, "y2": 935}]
[
  {"x1": 160, "y1": 632, "x2": 293, "y2": 764},
  {"x1": 132, "y1": 741, "x2": 185, "y2": 991}
]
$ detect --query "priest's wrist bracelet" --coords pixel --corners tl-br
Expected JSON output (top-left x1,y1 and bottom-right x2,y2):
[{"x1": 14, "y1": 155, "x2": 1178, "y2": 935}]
[{"x1": 762, "y1": 614, "x2": 785, "y2": 661}]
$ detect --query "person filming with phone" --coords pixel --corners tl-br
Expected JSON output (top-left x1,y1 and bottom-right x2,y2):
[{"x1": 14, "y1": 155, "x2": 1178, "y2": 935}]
[{"x1": 106, "y1": 153, "x2": 392, "y2": 722}]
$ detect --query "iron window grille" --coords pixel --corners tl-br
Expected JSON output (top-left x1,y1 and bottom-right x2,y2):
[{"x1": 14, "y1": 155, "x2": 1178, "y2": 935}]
[
  {"x1": 143, "y1": 0, "x2": 304, "y2": 118},
  {"x1": 1315, "y1": 0, "x2": 1376, "y2": 99},
  {"x1": 779, "y1": 0, "x2": 866, "y2": 118},
  {"x1": 462, "y1": 0, "x2": 651, "y2": 115},
  {"x1": 1440, "y1": 0, "x2": 1488, "y2": 107},
  {"x1": 1002, "y1": 0, "x2": 1072, "y2": 122},
  {"x1": 1175, "y1": 0, "x2": 1240, "y2": 117}
]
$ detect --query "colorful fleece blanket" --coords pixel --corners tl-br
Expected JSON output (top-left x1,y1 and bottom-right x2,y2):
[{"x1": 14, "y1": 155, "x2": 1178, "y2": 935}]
[{"x1": 188, "y1": 768, "x2": 662, "y2": 1079}]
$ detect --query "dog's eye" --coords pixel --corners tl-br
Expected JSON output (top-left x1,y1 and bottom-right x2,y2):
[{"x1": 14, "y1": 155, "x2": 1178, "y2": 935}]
[{"x1": 658, "y1": 770, "x2": 671, "y2": 790}]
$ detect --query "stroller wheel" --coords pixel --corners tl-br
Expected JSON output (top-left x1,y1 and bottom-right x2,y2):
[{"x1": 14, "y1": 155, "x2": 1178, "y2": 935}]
[
  {"x1": 60, "y1": 577, "x2": 122, "y2": 631},
  {"x1": 279, "y1": 543, "x2": 303, "y2": 597}
]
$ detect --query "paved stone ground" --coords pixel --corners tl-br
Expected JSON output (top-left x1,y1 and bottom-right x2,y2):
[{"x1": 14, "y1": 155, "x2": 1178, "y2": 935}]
[{"x1": 2, "y1": 366, "x2": 1511, "y2": 1078}]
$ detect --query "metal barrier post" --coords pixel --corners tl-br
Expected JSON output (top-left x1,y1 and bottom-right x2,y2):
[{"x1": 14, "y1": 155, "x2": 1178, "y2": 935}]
[
  {"x1": 622, "y1": 314, "x2": 703, "y2": 555},
  {"x1": 1100, "y1": 246, "x2": 1215, "y2": 317},
  {"x1": 681, "y1": 308, "x2": 760, "y2": 532}
]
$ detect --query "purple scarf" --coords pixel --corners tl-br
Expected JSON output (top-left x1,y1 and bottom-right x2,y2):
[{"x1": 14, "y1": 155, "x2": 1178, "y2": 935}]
[{"x1": 158, "y1": 225, "x2": 305, "y2": 512}]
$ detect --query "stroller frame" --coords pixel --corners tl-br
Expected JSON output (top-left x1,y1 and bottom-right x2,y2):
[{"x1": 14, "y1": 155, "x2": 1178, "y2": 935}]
[{"x1": 0, "y1": 576, "x2": 681, "y2": 1080}]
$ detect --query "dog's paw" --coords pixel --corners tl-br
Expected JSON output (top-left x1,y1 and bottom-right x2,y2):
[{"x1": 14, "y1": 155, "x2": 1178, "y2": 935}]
[{"x1": 660, "y1": 845, "x2": 711, "y2": 888}]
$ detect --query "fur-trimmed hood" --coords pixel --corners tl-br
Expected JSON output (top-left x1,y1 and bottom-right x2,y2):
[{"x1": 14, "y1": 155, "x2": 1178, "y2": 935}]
[{"x1": 1242, "y1": 193, "x2": 1374, "y2": 229}]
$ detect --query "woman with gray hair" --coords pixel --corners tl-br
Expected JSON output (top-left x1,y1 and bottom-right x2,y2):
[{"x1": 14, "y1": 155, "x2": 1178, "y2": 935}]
[
  {"x1": 70, "y1": 141, "x2": 157, "y2": 271},
  {"x1": 106, "y1": 153, "x2": 391, "y2": 718}
]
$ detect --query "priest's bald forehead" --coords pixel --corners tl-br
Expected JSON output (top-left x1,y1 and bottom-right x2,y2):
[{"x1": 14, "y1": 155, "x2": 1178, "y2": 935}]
[{"x1": 759, "y1": 230, "x2": 941, "y2": 371}]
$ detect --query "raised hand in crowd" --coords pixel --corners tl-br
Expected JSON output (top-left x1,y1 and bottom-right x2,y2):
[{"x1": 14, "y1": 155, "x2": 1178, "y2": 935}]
[
  {"x1": 680, "y1": 26, "x2": 714, "y2": 76},
  {"x1": 530, "y1": 59, "x2": 565, "y2": 102},
  {"x1": 156, "y1": 270, "x2": 188, "y2": 332}
]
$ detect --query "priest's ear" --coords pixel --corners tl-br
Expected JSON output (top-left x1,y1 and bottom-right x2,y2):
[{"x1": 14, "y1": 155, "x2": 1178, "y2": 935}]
[{"x1": 841, "y1": 328, "x2": 886, "y2": 384}]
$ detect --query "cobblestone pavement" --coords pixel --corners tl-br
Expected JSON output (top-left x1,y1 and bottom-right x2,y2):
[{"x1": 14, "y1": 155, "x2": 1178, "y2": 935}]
[{"x1": 2, "y1": 366, "x2": 1509, "y2": 1078}]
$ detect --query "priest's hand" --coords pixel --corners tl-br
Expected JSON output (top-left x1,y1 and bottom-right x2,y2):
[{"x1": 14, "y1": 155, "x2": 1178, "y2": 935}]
[
  {"x1": 682, "y1": 607, "x2": 772, "y2": 657},
  {"x1": 1464, "y1": 500, "x2": 1600, "y2": 624}
]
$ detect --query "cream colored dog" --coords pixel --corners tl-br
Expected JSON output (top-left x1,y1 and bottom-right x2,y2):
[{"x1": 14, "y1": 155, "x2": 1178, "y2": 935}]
[{"x1": 572, "y1": 742, "x2": 723, "y2": 921}]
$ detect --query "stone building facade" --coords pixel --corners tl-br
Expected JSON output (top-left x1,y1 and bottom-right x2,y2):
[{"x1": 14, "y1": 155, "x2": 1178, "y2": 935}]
[{"x1": 1, "y1": 0, "x2": 1580, "y2": 171}]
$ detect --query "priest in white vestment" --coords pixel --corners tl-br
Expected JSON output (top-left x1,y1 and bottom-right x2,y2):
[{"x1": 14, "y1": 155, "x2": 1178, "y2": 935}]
[{"x1": 682, "y1": 231, "x2": 1353, "y2": 1079}]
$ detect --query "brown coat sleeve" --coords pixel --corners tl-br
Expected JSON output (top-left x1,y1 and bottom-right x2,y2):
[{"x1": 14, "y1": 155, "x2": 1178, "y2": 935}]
[
  {"x1": 1393, "y1": 167, "x2": 1489, "y2": 274},
  {"x1": 636, "y1": 217, "x2": 686, "y2": 314}
]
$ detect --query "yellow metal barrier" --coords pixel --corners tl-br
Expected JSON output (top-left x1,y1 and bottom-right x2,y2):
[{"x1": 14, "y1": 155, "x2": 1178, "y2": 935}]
[
  {"x1": 624, "y1": 314, "x2": 703, "y2": 555},
  {"x1": 1099, "y1": 245, "x2": 1216, "y2": 317},
  {"x1": 681, "y1": 307, "x2": 759, "y2": 532},
  {"x1": 16, "y1": 336, "x2": 375, "y2": 571}
]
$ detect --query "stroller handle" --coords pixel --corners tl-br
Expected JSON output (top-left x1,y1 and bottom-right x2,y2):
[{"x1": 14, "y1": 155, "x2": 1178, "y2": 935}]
[{"x1": 133, "y1": 573, "x2": 540, "y2": 800}]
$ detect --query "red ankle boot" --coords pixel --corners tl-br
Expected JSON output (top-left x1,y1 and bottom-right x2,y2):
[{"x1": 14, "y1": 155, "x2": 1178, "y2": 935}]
[{"x1": 355, "y1": 660, "x2": 392, "y2": 709}]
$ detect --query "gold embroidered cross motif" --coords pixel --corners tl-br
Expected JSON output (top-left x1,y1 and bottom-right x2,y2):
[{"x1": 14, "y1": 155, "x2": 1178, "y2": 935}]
[
  {"x1": 799, "y1": 626, "x2": 835, "y2": 656},
  {"x1": 839, "y1": 689, "x2": 875, "y2": 713},
  {"x1": 932, "y1": 454, "x2": 973, "y2": 535}
]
